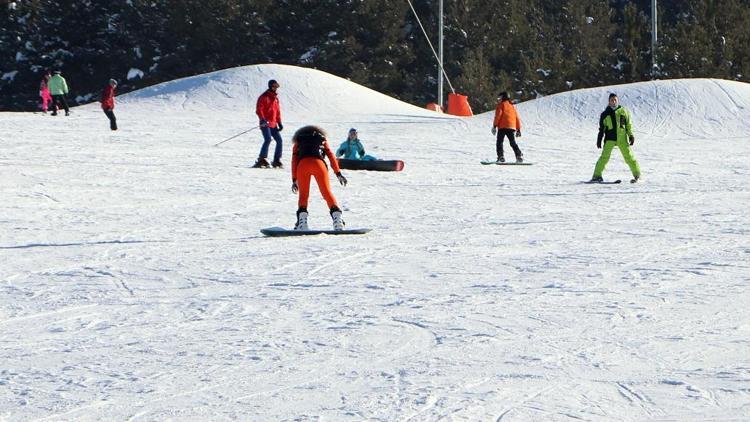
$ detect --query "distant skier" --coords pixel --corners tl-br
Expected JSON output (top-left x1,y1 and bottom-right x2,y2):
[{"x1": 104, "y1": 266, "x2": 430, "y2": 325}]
[
  {"x1": 39, "y1": 70, "x2": 52, "y2": 113},
  {"x1": 100, "y1": 79, "x2": 118, "y2": 131},
  {"x1": 253, "y1": 79, "x2": 284, "y2": 168},
  {"x1": 491, "y1": 91, "x2": 523, "y2": 163},
  {"x1": 291, "y1": 125, "x2": 348, "y2": 230},
  {"x1": 48, "y1": 70, "x2": 70, "y2": 116},
  {"x1": 336, "y1": 128, "x2": 377, "y2": 161},
  {"x1": 590, "y1": 93, "x2": 641, "y2": 183}
]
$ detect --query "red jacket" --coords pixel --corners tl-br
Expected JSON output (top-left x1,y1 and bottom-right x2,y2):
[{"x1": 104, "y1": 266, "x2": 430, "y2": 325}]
[
  {"x1": 101, "y1": 85, "x2": 115, "y2": 110},
  {"x1": 255, "y1": 89, "x2": 281, "y2": 129}
]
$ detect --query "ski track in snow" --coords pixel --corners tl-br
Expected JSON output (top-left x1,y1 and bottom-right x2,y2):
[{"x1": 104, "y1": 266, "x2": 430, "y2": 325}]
[{"x1": 1, "y1": 65, "x2": 750, "y2": 420}]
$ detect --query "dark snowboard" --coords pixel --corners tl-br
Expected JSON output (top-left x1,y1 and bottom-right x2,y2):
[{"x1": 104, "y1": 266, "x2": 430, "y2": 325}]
[
  {"x1": 261, "y1": 226, "x2": 372, "y2": 237},
  {"x1": 583, "y1": 179, "x2": 622, "y2": 184},
  {"x1": 338, "y1": 159, "x2": 404, "y2": 172},
  {"x1": 480, "y1": 160, "x2": 533, "y2": 166}
]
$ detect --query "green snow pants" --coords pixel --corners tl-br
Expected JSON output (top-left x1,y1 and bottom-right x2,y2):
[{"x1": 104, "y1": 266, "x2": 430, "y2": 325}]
[{"x1": 593, "y1": 139, "x2": 641, "y2": 178}]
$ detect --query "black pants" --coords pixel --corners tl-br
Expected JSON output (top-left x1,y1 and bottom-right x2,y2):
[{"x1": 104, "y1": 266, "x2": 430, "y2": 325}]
[
  {"x1": 496, "y1": 128, "x2": 522, "y2": 159},
  {"x1": 51, "y1": 95, "x2": 69, "y2": 114},
  {"x1": 103, "y1": 108, "x2": 117, "y2": 130}
]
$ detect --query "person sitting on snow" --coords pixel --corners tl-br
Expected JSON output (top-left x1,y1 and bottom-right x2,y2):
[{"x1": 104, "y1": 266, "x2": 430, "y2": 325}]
[{"x1": 336, "y1": 128, "x2": 377, "y2": 161}]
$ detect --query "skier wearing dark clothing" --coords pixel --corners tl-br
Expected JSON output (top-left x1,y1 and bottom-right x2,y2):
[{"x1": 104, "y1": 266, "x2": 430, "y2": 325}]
[
  {"x1": 100, "y1": 79, "x2": 118, "y2": 130},
  {"x1": 491, "y1": 92, "x2": 523, "y2": 163},
  {"x1": 253, "y1": 79, "x2": 284, "y2": 168}
]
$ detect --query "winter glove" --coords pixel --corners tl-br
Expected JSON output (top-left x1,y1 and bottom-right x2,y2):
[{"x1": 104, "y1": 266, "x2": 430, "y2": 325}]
[
  {"x1": 277, "y1": 122, "x2": 283, "y2": 131},
  {"x1": 629, "y1": 135, "x2": 635, "y2": 146},
  {"x1": 516, "y1": 130, "x2": 522, "y2": 138},
  {"x1": 596, "y1": 131, "x2": 604, "y2": 149},
  {"x1": 336, "y1": 172, "x2": 347, "y2": 186},
  {"x1": 259, "y1": 119, "x2": 268, "y2": 128},
  {"x1": 291, "y1": 180, "x2": 298, "y2": 193},
  {"x1": 491, "y1": 127, "x2": 497, "y2": 136}
]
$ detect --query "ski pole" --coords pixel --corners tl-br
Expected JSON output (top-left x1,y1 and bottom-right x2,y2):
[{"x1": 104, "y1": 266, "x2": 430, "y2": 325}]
[{"x1": 213, "y1": 126, "x2": 259, "y2": 147}]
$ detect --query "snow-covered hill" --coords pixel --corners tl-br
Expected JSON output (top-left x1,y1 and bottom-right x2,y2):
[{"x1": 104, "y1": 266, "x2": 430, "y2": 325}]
[{"x1": 1, "y1": 64, "x2": 749, "y2": 421}]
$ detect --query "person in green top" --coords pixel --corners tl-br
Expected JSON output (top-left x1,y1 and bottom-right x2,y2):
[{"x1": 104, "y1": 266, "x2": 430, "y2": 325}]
[
  {"x1": 47, "y1": 70, "x2": 70, "y2": 116},
  {"x1": 591, "y1": 93, "x2": 641, "y2": 183}
]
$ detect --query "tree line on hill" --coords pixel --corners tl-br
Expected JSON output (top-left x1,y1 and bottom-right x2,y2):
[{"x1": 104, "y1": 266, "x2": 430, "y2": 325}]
[{"x1": 1, "y1": 0, "x2": 749, "y2": 112}]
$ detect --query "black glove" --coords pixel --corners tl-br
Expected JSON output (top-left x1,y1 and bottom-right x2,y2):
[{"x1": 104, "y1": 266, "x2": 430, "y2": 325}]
[
  {"x1": 596, "y1": 131, "x2": 604, "y2": 149},
  {"x1": 336, "y1": 172, "x2": 347, "y2": 186},
  {"x1": 516, "y1": 130, "x2": 522, "y2": 138},
  {"x1": 259, "y1": 119, "x2": 268, "y2": 128},
  {"x1": 291, "y1": 180, "x2": 298, "y2": 193},
  {"x1": 629, "y1": 135, "x2": 635, "y2": 146},
  {"x1": 277, "y1": 122, "x2": 283, "y2": 131}
]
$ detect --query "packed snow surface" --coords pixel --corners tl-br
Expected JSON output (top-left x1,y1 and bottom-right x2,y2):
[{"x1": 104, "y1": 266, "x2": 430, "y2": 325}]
[{"x1": 1, "y1": 64, "x2": 749, "y2": 420}]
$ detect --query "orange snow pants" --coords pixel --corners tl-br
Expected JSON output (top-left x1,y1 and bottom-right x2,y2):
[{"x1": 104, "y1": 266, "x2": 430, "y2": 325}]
[{"x1": 297, "y1": 158, "x2": 338, "y2": 209}]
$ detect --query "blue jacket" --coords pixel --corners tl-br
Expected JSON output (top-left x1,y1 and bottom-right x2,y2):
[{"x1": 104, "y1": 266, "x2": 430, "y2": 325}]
[{"x1": 336, "y1": 138, "x2": 366, "y2": 160}]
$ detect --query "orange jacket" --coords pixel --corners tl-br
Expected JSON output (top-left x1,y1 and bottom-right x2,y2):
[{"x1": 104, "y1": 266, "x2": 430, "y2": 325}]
[
  {"x1": 493, "y1": 100, "x2": 521, "y2": 130},
  {"x1": 291, "y1": 140, "x2": 340, "y2": 181}
]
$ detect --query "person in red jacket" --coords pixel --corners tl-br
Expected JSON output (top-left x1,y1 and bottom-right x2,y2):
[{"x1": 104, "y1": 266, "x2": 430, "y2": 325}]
[
  {"x1": 491, "y1": 91, "x2": 523, "y2": 163},
  {"x1": 100, "y1": 79, "x2": 118, "y2": 131},
  {"x1": 253, "y1": 79, "x2": 284, "y2": 168},
  {"x1": 290, "y1": 125, "x2": 348, "y2": 230}
]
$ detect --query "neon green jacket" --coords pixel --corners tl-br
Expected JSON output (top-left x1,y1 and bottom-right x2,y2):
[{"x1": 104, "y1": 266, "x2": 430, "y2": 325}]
[
  {"x1": 598, "y1": 105, "x2": 632, "y2": 142},
  {"x1": 47, "y1": 74, "x2": 69, "y2": 96}
]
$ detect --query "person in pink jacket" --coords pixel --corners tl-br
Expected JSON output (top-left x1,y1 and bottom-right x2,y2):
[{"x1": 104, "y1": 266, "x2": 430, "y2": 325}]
[{"x1": 39, "y1": 70, "x2": 52, "y2": 113}]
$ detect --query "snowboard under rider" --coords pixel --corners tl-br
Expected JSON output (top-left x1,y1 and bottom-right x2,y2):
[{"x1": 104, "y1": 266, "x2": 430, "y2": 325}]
[
  {"x1": 336, "y1": 128, "x2": 377, "y2": 161},
  {"x1": 253, "y1": 79, "x2": 284, "y2": 168},
  {"x1": 590, "y1": 93, "x2": 641, "y2": 183},
  {"x1": 491, "y1": 92, "x2": 523, "y2": 163},
  {"x1": 291, "y1": 125, "x2": 348, "y2": 231}
]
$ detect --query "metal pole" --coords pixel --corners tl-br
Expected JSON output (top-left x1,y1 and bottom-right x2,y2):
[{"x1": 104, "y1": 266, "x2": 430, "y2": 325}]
[
  {"x1": 438, "y1": 0, "x2": 444, "y2": 110},
  {"x1": 652, "y1": 0, "x2": 658, "y2": 77}
]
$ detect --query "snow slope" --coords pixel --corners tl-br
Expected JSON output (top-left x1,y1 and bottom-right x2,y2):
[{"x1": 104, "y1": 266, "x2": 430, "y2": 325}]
[{"x1": 1, "y1": 64, "x2": 749, "y2": 421}]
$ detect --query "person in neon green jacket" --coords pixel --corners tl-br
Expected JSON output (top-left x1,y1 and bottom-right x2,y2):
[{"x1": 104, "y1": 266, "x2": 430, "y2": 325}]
[
  {"x1": 591, "y1": 93, "x2": 641, "y2": 183},
  {"x1": 47, "y1": 70, "x2": 70, "y2": 116}
]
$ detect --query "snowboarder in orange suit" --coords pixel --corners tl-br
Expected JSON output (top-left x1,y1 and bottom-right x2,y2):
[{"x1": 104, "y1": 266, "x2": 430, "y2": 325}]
[{"x1": 291, "y1": 125, "x2": 348, "y2": 230}]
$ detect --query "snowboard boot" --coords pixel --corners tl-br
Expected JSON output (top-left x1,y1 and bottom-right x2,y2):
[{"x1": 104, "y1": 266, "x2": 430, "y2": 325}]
[
  {"x1": 252, "y1": 157, "x2": 270, "y2": 168},
  {"x1": 496, "y1": 156, "x2": 505, "y2": 163},
  {"x1": 295, "y1": 207, "x2": 309, "y2": 231},
  {"x1": 330, "y1": 206, "x2": 345, "y2": 231},
  {"x1": 271, "y1": 160, "x2": 283, "y2": 169},
  {"x1": 630, "y1": 175, "x2": 640, "y2": 184},
  {"x1": 515, "y1": 155, "x2": 523, "y2": 163},
  {"x1": 590, "y1": 175, "x2": 604, "y2": 183}
]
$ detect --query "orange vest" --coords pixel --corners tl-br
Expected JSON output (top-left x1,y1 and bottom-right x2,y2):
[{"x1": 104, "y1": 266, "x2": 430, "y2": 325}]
[{"x1": 493, "y1": 100, "x2": 521, "y2": 130}]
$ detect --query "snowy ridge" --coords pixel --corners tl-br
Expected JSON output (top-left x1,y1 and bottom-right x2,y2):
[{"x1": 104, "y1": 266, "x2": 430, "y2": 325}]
[{"x1": 1, "y1": 64, "x2": 749, "y2": 420}]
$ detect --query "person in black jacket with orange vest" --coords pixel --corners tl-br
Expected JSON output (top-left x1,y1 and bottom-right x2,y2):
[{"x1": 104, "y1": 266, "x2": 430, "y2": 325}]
[{"x1": 291, "y1": 125, "x2": 348, "y2": 230}]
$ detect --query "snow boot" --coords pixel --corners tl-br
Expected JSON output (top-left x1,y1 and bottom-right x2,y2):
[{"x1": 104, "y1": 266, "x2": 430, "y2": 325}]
[
  {"x1": 631, "y1": 175, "x2": 640, "y2": 184},
  {"x1": 590, "y1": 175, "x2": 603, "y2": 183},
  {"x1": 295, "y1": 208, "x2": 309, "y2": 231},
  {"x1": 496, "y1": 157, "x2": 505, "y2": 163},
  {"x1": 516, "y1": 155, "x2": 523, "y2": 163},
  {"x1": 271, "y1": 160, "x2": 283, "y2": 169},
  {"x1": 330, "y1": 206, "x2": 345, "y2": 231},
  {"x1": 252, "y1": 157, "x2": 270, "y2": 168}
]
